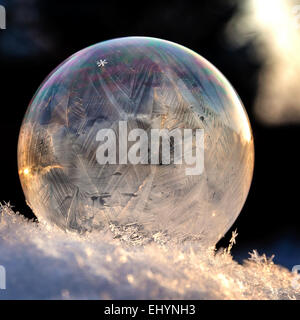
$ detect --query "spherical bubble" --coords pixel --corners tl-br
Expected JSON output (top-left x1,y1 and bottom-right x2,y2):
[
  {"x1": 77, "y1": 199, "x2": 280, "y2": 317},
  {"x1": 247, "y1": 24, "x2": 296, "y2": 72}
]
[{"x1": 18, "y1": 37, "x2": 254, "y2": 246}]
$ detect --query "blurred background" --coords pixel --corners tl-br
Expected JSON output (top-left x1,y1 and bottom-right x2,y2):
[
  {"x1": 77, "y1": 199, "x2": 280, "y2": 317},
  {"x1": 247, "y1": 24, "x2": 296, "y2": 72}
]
[{"x1": 0, "y1": 0, "x2": 299, "y2": 269}]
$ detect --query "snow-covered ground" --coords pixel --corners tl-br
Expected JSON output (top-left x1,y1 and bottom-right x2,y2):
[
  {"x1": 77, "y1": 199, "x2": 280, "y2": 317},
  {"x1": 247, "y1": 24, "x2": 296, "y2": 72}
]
[{"x1": 0, "y1": 203, "x2": 299, "y2": 300}]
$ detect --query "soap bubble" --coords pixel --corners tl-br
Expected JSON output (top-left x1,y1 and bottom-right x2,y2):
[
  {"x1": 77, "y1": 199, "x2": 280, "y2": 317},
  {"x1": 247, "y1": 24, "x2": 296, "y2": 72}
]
[{"x1": 18, "y1": 37, "x2": 254, "y2": 246}]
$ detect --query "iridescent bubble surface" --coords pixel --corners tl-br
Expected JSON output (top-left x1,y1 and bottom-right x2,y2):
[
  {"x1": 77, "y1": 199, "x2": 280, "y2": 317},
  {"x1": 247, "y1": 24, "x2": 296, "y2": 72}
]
[{"x1": 18, "y1": 37, "x2": 254, "y2": 246}]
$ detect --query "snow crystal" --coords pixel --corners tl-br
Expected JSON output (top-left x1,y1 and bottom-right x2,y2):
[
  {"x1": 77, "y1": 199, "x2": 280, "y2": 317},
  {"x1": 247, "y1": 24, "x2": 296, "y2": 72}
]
[{"x1": 0, "y1": 203, "x2": 298, "y2": 300}]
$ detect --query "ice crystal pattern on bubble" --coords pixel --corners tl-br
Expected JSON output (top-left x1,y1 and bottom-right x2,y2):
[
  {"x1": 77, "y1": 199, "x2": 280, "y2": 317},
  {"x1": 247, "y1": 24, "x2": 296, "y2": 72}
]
[{"x1": 18, "y1": 37, "x2": 254, "y2": 246}]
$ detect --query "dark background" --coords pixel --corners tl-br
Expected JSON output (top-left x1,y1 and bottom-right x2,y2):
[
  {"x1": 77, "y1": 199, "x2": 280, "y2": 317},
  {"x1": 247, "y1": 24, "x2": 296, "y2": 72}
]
[{"x1": 0, "y1": 0, "x2": 299, "y2": 268}]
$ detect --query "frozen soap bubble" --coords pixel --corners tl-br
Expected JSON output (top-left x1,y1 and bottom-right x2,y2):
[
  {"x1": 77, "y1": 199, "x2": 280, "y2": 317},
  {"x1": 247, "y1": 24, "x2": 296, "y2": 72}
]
[{"x1": 18, "y1": 37, "x2": 254, "y2": 246}]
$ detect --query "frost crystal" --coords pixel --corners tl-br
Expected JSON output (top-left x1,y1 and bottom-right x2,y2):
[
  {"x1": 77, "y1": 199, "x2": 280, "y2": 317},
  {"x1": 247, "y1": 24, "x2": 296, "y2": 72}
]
[
  {"x1": 18, "y1": 37, "x2": 254, "y2": 247},
  {"x1": 0, "y1": 204, "x2": 298, "y2": 300}
]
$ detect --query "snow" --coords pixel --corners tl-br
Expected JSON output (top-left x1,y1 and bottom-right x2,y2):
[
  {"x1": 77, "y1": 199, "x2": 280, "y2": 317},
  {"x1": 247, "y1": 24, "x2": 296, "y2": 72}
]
[{"x1": 0, "y1": 203, "x2": 299, "y2": 300}]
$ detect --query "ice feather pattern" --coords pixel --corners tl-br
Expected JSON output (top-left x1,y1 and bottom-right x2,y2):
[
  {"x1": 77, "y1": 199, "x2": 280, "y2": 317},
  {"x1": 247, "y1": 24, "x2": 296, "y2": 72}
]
[{"x1": 18, "y1": 37, "x2": 254, "y2": 246}]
